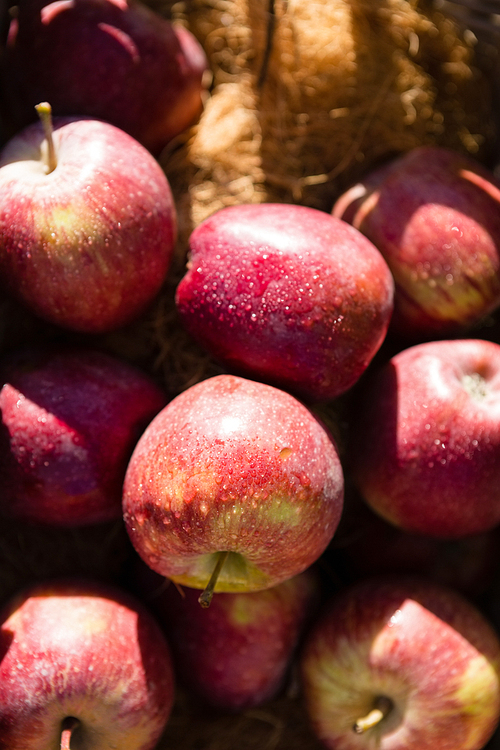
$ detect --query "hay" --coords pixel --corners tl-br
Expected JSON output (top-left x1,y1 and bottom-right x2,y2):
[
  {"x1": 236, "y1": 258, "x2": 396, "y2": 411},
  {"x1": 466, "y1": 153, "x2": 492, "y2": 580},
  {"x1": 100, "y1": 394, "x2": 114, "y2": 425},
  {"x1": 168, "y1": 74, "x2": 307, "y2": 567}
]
[{"x1": 140, "y1": 0, "x2": 498, "y2": 394}]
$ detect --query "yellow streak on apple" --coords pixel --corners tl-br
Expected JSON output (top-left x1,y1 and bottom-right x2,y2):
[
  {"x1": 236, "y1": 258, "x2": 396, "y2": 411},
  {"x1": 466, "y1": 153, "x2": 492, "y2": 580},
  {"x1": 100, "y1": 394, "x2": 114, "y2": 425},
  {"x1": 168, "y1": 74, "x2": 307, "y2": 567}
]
[{"x1": 452, "y1": 653, "x2": 500, "y2": 746}]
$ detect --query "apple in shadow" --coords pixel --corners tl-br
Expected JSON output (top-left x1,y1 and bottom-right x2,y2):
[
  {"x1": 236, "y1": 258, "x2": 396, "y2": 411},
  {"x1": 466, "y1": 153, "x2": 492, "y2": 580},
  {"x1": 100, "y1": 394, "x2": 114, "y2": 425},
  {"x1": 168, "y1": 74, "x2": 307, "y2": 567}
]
[
  {"x1": 1, "y1": 0, "x2": 209, "y2": 154},
  {"x1": 333, "y1": 146, "x2": 500, "y2": 341},
  {"x1": 133, "y1": 560, "x2": 321, "y2": 712},
  {"x1": 0, "y1": 345, "x2": 167, "y2": 526}
]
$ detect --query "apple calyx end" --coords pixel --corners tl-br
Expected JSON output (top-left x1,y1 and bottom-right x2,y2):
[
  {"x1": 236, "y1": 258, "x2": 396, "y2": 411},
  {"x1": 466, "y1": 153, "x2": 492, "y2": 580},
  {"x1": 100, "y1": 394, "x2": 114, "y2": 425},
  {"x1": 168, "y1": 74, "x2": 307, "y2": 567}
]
[
  {"x1": 60, "y1": 716, "x2": 80, "y2": 750},
  {"x1": 198, "y1": 550, "x2": 230, "y2": 608},
  {"x1": 353, "y1": 695, "x2": 393, "y2": 734},
  {"x1": 35, "y1": 101, "x2": 58, "y2": 174}
]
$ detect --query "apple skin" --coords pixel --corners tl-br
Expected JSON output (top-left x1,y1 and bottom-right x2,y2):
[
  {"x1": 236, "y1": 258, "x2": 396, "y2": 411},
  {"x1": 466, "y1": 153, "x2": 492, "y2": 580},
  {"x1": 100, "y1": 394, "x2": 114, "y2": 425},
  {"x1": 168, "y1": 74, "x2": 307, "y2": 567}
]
[
  {"x1": 0, "y1": 577, "x2": 175, "y2": 750},
  {"x1": 0, "y1": 345, "x2": 167, "y2": 526},
  {"x1": 133, "y1": 562, "x2": 321, "y2": 712},
  {"x1": 175, "y1": 203, "x2": 394, "y2": 403},
  {"x1": 0, "y1": 115, "x2": 177, "y2": 333},
  {"x1": 122, "y1": 373, "x2": 344, "y2": 593},
  {"x1": 300, "y1": 575, "x2": 500, "y2": 750},
  {"x1": 332, "y1": 146, "x2": 500, "y2": 340},
  {"x1": 0, "y1": 0, "x2": 209, "y2": 154},
  {"x1": 347, "y1": 338, "x2": 500, "y2": 539}
]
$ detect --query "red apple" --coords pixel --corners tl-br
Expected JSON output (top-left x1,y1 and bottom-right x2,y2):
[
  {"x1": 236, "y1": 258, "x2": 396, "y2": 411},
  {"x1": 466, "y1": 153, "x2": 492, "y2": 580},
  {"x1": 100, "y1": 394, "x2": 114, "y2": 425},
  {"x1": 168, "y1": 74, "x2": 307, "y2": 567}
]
[
  {"x1": 122, "y1": 373, "x2": 344, "y2": 601},
  {"x1": 0, "y1": 577, "x2": 175, "y2": 749},
  {"x1": 347, "y1": 338, "x2": 500, "y2": 538},
  {"x1": 0, "y1": 0, "x2": 209, "y2": 154},
  {"x1": 0, "y1": 345, "x2": 166, "y2": 526},
  {"x1": 333, "y1": 146, "x2": 500, "y2": 340},
  {"x1": 135, "y1": 563, "x2": 320, "y2": 712},
  {"x1": 301, "y1": 575, "x2": 500, "y2": 750},
  {"x1": 175, "y1": 203, "x2": 394, "y2": 403},
  {"x1": 0, "y1": 110, "x2": 177, "y2": 333}
]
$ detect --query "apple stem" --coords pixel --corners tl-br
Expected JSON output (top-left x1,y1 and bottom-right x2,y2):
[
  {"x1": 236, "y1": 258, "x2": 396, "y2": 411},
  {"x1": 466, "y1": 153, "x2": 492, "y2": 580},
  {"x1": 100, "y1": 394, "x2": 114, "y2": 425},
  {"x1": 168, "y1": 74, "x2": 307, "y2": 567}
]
[
  {"x1": 35, "y1": 101, "x2": 57, "y2": 174},
  {"x1": 60, "y1": 717, "x2": 80, "y2": 750},
  {"x1": 353, "y1": 696, "x2": 393, "y2": 734},
  {"x1": 198, "y1": 550, "x2": 230, "y2": 608}
]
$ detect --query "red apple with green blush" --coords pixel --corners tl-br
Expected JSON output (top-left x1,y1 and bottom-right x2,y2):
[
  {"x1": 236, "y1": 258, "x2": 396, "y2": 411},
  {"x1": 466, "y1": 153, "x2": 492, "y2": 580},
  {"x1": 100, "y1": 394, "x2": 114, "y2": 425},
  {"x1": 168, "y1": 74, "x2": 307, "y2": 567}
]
[
  {"x1": 122, "y1": 374, "x2": 344, "y2": 602},
  {"x1": 136, "y1": 563, "x2": 320, "y2": 712},
  {"x1": 301, "y1": 575, "x2": 500, "y2": 750},
  {"x1": 333, "y1": 146, "x2": 500, "y2": 340},
  {"x1": 347, "y1": 338, "x2": 500, "y2": 539},
  {"x1": 0, "y1": 577, "x2": 175, "y2": 750},
  {"x1": 0, "y1": 108, "x2": 177, "y2": 333}
]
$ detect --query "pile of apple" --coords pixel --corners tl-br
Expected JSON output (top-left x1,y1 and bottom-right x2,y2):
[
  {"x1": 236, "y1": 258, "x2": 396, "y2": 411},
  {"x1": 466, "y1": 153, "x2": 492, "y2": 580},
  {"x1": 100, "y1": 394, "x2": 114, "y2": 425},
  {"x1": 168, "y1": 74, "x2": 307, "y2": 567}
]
[{"x1": 2, "y1": 2, "x2": 500, "y2": 750}]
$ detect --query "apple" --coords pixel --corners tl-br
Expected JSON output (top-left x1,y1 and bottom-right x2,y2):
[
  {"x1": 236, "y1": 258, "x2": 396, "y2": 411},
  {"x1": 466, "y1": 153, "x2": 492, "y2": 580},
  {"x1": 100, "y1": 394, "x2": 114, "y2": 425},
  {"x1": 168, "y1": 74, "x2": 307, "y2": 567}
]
[
  {"x1": 331, "y1": 489, "x2": 500, "y2": 598},
  {"x1": 175, "y1": 203, "x2": 394, "y2": 403},
  {"x1": 332, "y1": 146, "x2": 500, "y2": 340},
  {"x1": 0, "y1": 107, "x2": 177, "y2": 333},
  {"x1": 122, "y1": 373, "x2": 344, "y2": 602},
  {"x1": 133, "y1": 562, "x2": 321, "y2": 712},
  {"x1": 0, "y1": 577, "x2": 175, "y2": 749},
  {"x1": 0, "y1": 345, "x2": 167, "y2": 526},
  {"x1": 300, "y1": 575, "x2": 500, "y2": 750},
  {"x1": 0, "y1": 0, "x2": 209, "y2": 154},
  {"x1": 346, "y1": 338, "x2": 500, "y2": 539}
]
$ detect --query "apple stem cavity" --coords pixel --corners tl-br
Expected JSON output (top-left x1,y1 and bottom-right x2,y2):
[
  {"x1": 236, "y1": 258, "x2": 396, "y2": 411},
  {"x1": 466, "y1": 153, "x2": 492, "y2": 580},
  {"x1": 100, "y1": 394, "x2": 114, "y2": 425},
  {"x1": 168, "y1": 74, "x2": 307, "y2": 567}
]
[
  {"x1": 60, "y1": 717, "x2": 80, "y2": 750},
  {"x1": 353, "y1": 696, "x2": 393, "y2": 734},
  {"x1": 35, "y1": 101, "x2": 58, "y2": 174},
  {"x1": 198, "y1": 550, "x2": 230, "y2": 608}
]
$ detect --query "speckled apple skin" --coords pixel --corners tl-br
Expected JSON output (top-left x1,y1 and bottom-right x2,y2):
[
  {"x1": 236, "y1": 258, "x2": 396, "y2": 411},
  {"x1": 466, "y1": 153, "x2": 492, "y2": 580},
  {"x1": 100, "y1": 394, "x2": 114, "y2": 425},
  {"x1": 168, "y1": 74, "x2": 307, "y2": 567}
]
[
  {"x1": 175, "y1": 203, "x2": 394, "y2": 403},
  {"x1": 301, "y1": 576, "x2": 500, "y2": 750},
  {"x1": 348, "y1": 338, "x2": 500, "y2": 538},
  {"x1": 333, "y1": 146, "x2": 500, "y2": 340},
  {"x1": 1, "y1": 0, "x2": 209, "y2": 154},
  {"x1": 0, "y1": 578, "x2": 175, "y2": 750},
  {"x1": 0, "y1": 346, "x2": 166, "y2": 526},
  {"x1": 0, "y1": 116, "x2": 177, "y2": 332},
  {"x1": 122, "y1": 374, "x2": 344, "y2": 592}
]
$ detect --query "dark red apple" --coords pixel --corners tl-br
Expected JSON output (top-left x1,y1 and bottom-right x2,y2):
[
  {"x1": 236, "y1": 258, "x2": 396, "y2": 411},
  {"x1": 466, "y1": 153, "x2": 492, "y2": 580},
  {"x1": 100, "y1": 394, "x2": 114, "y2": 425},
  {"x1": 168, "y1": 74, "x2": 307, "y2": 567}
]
[
  {"x1": 347, "y1": 338, "x2": 500, "y2": 538},
  {"x1": 123, "y1": 373, "x2": 344, "y2": 600},
  {"x1": 301, "y1": 575, "x2": 500, "y2": 750},
  {"x1": 135, "y1": 564, "x2": 320, "y2": 712},
  {"x1": 0, "y1": 577, "x2": 175, "y2": 749},
  {"x1": 333, "y1": 146, "x2": 500, "y2": 340},
  {"x1": 1, "y1": 0, "x2": 209, "y2": 154},
  {"x1": 0, "y1": 111, "x2": 177, "y2": 333},
  {"x1": 0, "y1": 345, "x2": 166, "y2": 526},
  {"x1": 175, "y1": 203, "x2": 394, "y2": 403}
]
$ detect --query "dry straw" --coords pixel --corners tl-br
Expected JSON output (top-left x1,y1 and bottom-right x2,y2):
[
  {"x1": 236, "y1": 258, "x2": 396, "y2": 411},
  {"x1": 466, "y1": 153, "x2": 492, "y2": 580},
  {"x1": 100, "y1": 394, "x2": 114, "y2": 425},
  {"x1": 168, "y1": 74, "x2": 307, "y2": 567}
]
[{"x1": 142, "y1": 0, "x2": 500, "y2": 397}]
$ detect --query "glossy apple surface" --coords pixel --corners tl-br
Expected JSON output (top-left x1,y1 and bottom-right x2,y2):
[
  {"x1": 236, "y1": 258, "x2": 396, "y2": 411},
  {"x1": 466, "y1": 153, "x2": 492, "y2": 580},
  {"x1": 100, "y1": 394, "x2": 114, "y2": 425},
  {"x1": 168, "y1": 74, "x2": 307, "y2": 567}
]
[
  {"x1": 137, "y1": 564, "x2": 320, "y2": 712},
  {"x1": 0, "y1": 115, "x2": 177, "y2": 332},
  {"x1": 0, "y1": 346, "x2": 166, "y2": 526},
  {"x1": 347, "y1": 338, "x2": 500, "y2": 538},
  {"x1": 176, "y1": 203, "x2": 394, "y2": 403},
  {"x1": 333, "y1": 146, "x2": 500, "y2": 340},
  {"x1": 1, "y1": 0, "x2": 209, "y2": 154},
  {"x1": 0, "y1": 578, "x2": 175, "y2": 750},
  {"x1": 123, "y1": 374, "x2": 344, "y2": 594},
  {"x1": 301, "y1": 576, "x2": 500, "y2": 750}
]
